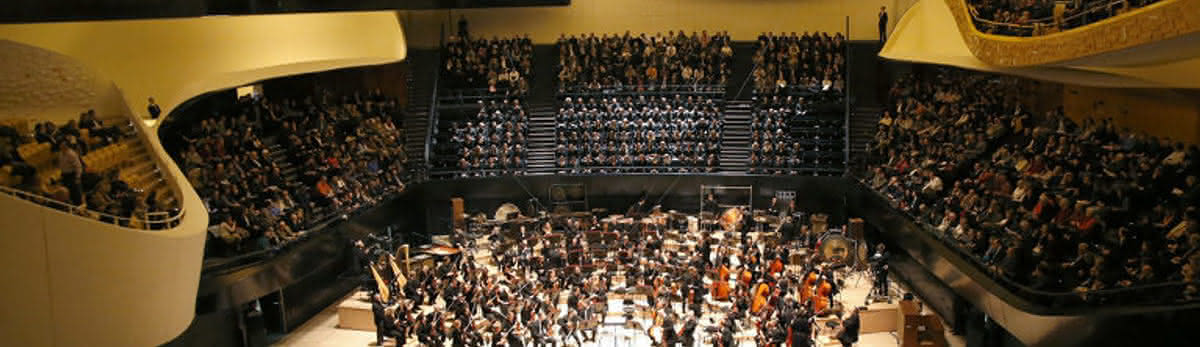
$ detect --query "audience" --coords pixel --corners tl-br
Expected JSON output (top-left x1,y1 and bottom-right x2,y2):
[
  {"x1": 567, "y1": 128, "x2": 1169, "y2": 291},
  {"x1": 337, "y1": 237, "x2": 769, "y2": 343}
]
[
  {"x1": 444, "y1": 34, "x2": 534, "y2": 95},
  {"x1": 969, "y1": 0, "x2": 1162, "y2": 36},
  {"x1": 866, "y1": 69, "x2": 1200, "y2": 304},
  {"x1": 1, "y1": 110, "x2": 165, "y2": 228},
  {"x1": 557, "y1": 31, "x2": 733, "y2": 92},
  {"x1": 444, "y1": 99, "x2": 529, "y2": 177},
  {"x1": 169, "y1": 91, "x2": 407, "y2": 256},
  {"x1": 555, "y1": 94, "x2": 722, "y2": 174},
  {"x1": 752, "y1": 32, "x2": 845, "y2": 94},
  {"x1": 749, "y1": 93, "x2": 844, "y2": 175}
]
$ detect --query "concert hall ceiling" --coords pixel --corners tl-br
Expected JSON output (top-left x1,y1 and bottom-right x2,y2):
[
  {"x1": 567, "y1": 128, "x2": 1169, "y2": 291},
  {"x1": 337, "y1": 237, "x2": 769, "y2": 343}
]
[
  {"x1": 882, "y1": 0, "x2": 1200, "y2": 89},
  {"x1": 0, "y1": 0, "x2": 570, "y2": 23}
]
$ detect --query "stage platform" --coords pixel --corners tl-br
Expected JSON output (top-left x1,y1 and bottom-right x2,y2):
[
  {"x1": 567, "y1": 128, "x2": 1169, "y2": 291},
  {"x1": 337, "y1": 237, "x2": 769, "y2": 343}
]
[{"x1": 289, "y1": 268, "x2": 964, "y2": 347}]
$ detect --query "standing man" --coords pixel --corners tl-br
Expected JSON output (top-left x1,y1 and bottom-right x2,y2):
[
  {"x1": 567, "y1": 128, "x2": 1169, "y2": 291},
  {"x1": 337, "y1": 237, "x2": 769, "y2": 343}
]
[
  {"x1": 878, "y1": 6, "x2": 889, "y2": 44},
  {"x1": 55, "y1": 140, "x2": 83, "y2": 206}
]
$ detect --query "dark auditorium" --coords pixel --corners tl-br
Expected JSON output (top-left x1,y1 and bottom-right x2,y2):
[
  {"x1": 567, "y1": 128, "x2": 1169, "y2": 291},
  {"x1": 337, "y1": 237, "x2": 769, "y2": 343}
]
[{"x1": 2, "y1": 1, "x2": 1199, "y2": 347}]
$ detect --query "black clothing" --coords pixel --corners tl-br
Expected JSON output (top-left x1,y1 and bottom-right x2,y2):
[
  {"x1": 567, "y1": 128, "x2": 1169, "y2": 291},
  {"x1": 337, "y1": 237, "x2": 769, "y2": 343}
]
[{"x1": 837, "y1": 312, "x2": 860, "y2": 346}]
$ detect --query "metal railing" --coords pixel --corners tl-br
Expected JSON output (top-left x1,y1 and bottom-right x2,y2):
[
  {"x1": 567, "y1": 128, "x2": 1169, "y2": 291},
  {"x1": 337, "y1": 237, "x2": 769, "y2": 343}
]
[
  {"x1": 0, "y1": 185, "x2": 184, "y2": 230},
  {"x1": 854, "y1": 177, "x2": 1200, "y2": 308},
  {"x1": 558, "y1": 84, "x2": 726, "y2": 97},
  {"x1": 967, "y1": 0, "x2": 1160, "y2": 36}
]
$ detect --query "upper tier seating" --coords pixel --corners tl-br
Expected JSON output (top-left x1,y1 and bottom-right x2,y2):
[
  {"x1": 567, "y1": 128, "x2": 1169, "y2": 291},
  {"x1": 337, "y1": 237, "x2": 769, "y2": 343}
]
[
  {"x1": 864, "y1": 68, "x2": 1199, "y2": 305},
  {"x1": 968, "y1": 0, "x2": 1163, "y2": 36},
  {"x1": 749, "y1": 94, "x2": 845, "y2": 176},
  {"x1": 432, "y1": 98, "x2": 529, "y2": 178},
  {"x1": 1, "y1": 111, "x2": 179, "y2": 229},
  {"x1": 164, "y1": 92, "x2": 407, "y2": 258},
  {"x1": 557, "y1": 31, "x2": 733, "y2": 92},
  {"x1": 555, "y1": 94, "x2": 722, "y2": 174},
  {"x1": 443, "y1": 34, "x2": 533, "y2": 95},
  {"x1": 752, "y1": 32, "x2": 845, "y2": 94}
]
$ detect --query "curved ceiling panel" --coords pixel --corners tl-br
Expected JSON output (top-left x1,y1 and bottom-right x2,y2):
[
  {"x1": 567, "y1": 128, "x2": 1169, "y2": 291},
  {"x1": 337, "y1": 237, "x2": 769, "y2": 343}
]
[
  {"x1": 944, "y1": 0, "x2": 1200, "y2": 67},
  {"x1": 882, "y1": 0, "x2": 1200, "y2": 89},
  {"x1": 0, "y1": 11, "x2": 407, "y2": 121}
]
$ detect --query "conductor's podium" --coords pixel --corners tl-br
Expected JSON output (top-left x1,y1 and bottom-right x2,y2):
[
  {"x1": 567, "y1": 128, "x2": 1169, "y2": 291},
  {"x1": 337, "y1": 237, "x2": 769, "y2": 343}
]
[{"x1": 336, "y1": 291, "x2": 376, "y2": 331}]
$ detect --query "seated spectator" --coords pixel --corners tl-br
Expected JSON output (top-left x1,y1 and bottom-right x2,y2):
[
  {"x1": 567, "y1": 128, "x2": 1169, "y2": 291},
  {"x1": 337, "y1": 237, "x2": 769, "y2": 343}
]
[
  {"x1": 865, "y1": 68, "x2": 1200, "y2": 304},
  {"x1": 441, "y1": 98, "x2": 529, "y2": 177},
  {"x1": 968, "y1": 0, "x2": 1161, "y2": 36},
  {"x1": 554, "y1": 94, "x2": 722, "y2": 174},
  {"x1": 749, "y1": 93, "x2": 844, "y2": 175},
  {"x1": 444, "y1": 34, "x2": 533, "y2": 95},
  {"x1": 165, "y1": 91, "x2": 408, "y2": 256},
  {"x1": 752, "y1": 32, "x2": 845, "y2": 94},
  {"x1": 557, "y1": 31, "x2": 732, "y2": 92}
]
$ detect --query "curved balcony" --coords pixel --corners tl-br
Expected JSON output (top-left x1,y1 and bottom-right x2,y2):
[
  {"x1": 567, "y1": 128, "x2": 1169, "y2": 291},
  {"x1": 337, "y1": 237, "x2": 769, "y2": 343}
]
[
  {"x1": 946, "y1": 0, "x2": 1200, "y2": 66},
  {"x1": 846, "y1": 179, "x2": 1200, "y2": 346},
  {"x1": 0, "y1": 11, "x2": 406, "y2": 347}
]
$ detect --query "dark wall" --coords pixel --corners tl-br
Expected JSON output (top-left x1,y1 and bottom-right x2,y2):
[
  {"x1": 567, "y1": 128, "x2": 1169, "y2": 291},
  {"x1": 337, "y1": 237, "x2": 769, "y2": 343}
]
[
  {"x1": 409, "y1": 174, "x2": 853, "y2": 234},
  {"x1": 261, "y1": 63, "x2": 409, "y2": 107}
]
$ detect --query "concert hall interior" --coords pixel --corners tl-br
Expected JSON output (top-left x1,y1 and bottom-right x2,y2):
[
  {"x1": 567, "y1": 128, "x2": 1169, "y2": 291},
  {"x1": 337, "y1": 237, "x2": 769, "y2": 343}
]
[{"x1": 2, "y1": 1, "x2": 1200, "y2": 347}]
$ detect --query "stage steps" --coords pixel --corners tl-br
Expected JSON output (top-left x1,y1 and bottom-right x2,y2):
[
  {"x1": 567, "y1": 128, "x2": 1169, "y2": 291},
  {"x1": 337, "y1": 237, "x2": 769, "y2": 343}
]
[
  {"x1": 526, "y1": 101, "x2": 558, "y2": 175},
  {"x1": 848, "y1": 106, "x2": 883, "y2": 171},
  {"x1": 718, "y1": 100, "x2": 753, "y2": 173}
]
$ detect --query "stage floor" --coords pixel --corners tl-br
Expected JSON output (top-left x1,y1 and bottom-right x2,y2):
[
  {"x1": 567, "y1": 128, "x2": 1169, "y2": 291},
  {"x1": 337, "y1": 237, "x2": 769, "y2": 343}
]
[{"x1": 276, "y1": 272, "x2": 965, "y2": 347}]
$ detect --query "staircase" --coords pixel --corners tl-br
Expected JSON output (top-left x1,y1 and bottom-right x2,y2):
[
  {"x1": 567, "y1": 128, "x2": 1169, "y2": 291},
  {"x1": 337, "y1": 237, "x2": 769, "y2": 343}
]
[
  {"x1": 848, "y1": 106, "x2": 883, "y2": 171},
  {"x1": 402, "y1": 49, "x2": 438, "y2": 182},
  {"x1": 726, "y1": 42, "x2": 758, "y2": 100},
  {"x1": 525, "y1": 101, "x2": 558, "y2": 175},
  {"x1": 719, "y1": 100, "x2": 753, "y2": 173}
]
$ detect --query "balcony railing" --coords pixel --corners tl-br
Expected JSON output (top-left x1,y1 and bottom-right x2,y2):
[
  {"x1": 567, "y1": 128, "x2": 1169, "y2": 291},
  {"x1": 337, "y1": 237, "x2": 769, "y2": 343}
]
[
  {"x1": 0, "y1": 185, "x2": 184, "y2": 230},
  {"x1": 853, "y1": 177, "x2": 1200, "y2": 309}
]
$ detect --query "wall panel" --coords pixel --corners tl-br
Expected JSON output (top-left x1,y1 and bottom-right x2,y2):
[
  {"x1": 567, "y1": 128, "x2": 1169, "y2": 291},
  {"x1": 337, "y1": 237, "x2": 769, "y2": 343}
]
[
  {"x1": 1062, "y1": 86, "x2": 1200, "y2": 144},
  {"x1": 402, "y1": 0, "x2": 893, "y2": 47}
]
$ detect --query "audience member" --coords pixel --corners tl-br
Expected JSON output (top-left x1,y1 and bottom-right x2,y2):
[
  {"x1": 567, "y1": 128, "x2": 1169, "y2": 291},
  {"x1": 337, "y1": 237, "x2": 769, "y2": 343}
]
[
  {"x1": 752, "y1": 32, "x2": 845, "y2": 94},
  {"x1": 968, "y1": 0, "x2": 1161, "y2": 36},
  {"x1": 866, "y1": 68, "x2": 1200, "y2": 304},
  {"x1": 446, "y1": 98, "x2": 529, "y2": 177},
  {"x1": 749, "y1": 93, "x2": 844, "y2": 175},
  {"x1": 555, "y1": 94, "x2": 722, "y2": 174},
  {"x1": 170, "y1": 91, "x2": 407, "y2": 256},
  {"x1": 444, "y1": 34, "x2": 533, "y2": 94},
  {"x1": 557, "y1": 31, "x2": 732, "y2": 92}
]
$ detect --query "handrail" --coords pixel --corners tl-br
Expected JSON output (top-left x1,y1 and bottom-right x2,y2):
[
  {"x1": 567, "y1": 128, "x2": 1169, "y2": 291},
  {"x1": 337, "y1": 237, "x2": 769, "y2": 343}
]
[
  {"x1": 966, "y1": 0, "x2": 1158, "y2": 36},
  {"x1": 558, "y1": 84, "x2": 726, "y2": 96},
  {"x1": 853, "y1": 176, "x2": 1200, "y2": 307},
  {"x1": 0, "y1": 185, "x2": 185, "y2": 230},
  {"x1": 423, "y1": 23, "x2": 443, "y2": 180}
]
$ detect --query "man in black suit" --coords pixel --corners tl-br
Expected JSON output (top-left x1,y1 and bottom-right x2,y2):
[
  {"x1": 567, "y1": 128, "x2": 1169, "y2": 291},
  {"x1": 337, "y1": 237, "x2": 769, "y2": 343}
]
[
  {"x1": 878, "y1": 6, "x2": 889, "y2": 44},
  {"x1": 371, "y1": 294, "x2": 389, "y2": 346},
  {"x1": 837, "y1": 307, "x2": 861, "y2": 347}
]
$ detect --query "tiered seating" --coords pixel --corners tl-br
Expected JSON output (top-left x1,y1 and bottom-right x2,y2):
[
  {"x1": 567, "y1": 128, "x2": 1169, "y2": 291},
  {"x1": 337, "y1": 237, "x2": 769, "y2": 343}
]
[
  {"x1": 557, "y1": 31, "x2": 733, "y2": 92},
  {"x1": 554, "y1": 94, "x2": 723, "y2": 174},
  {"x1": 749, "y1": 94, "x2": 844, "y2": 175},
  {"x1": 865, "y1": 69, "x2": 1200, "y2": 305},
  {"x1": 431, "y1": 98, "x2": 529, "y2": 178},
  {"x1": 443, "y1": 34, "x2": 533, "y2": 95},
  {"x1": 163, "y1": 92, "x2": 407, "y2": 257},
  {"x1": 968, "y1": 0, "x2": 1163, "y2": 36},
  {"x1": 1, "y1": 113, "x2": 178, "y2": 229},
  {"x1": 752, "y1": 32, "x2": 845, "y2": 94}
]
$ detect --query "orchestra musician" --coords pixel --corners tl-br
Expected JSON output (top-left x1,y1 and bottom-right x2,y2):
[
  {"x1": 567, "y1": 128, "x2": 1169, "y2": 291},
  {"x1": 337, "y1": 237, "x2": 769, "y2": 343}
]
[{"x1": 360, "y1": 199, "x2": 861, "y2": 347}]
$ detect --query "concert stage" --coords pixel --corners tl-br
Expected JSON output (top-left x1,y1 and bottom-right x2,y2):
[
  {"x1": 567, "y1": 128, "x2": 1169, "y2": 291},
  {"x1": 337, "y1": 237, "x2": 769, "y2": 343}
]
[{"x1": 287, "y1": 270, "x2": 963, "y2": 347}]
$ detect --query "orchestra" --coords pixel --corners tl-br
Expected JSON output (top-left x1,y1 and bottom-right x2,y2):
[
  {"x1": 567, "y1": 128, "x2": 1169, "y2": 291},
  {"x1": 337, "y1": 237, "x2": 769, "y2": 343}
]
[{"x1": 361, "y1": 202, "x2": 869, "y2": 347}]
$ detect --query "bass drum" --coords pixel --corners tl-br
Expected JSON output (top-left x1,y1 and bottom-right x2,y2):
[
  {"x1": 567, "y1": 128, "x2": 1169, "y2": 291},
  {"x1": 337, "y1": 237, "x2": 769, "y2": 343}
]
[{"x1": 818, "y1": 232, "x2": 853, "y2": 266}]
